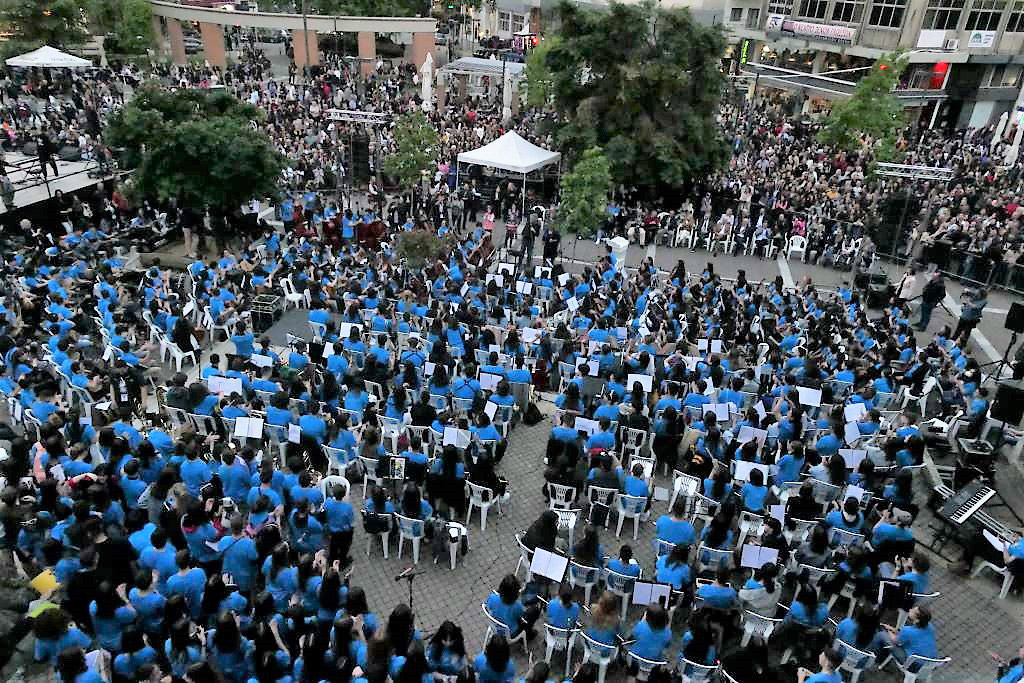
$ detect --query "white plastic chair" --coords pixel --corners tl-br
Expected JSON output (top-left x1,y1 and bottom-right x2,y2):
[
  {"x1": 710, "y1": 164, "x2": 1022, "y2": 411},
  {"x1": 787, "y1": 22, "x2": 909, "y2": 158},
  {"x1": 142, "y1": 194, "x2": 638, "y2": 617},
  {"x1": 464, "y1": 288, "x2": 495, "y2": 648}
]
[
  {"x1": 614, "y1": 493, "x2": 647, "y2": 540},
  {"x1": 513, "y1": 532, "x2": 534, "y2": 581},
  {"x1": 395, "y1": 513, "x2": 426, "y2": 564},
  {"x1": 603, "y1": 566, "x2": 640, "y2": 620},
  {"x1": 160, "y1": 335, "x2": 198, "y2": 372},
  {"x1": 481, "y1": 603, "x2": 529, "y2": 654},
  {"x1": 318, "y1": 475, "x2": 350, "y2": 505},
  {"x1": 695, "y1": 544, "x2": 734, "y2": 575},
  {"x1": 548, "y1": 483, "x2": 578, "y2": 511},
  {"x1": 880, "y1": 653, "x2": 951, "y2": 683},
  {"x1": 896, "y1": 591, "x2": 940, "y2": 628},
  {"x1": 667, "y1": 470, "x2": 700, "y2": 512},
  {"x1": 786, "y1": 234, "x2": 807, "y2": 261},
  {"x1": 677, "y1": 657, "x2": 718, "y2": 683},
  {"x1": 362, "y1": 509, "x2": 391, "y2": 559},
  {"x1": 465, "y1": 481, "x2": 500, "y2": 531},
  {"x1": 357, "y1": 455, "x2": 385, "y2": 500},
  {"x1": 971, "y1": 560, "x2": 1015, "y2": 598},
  {"x1": 280, "y1": 277, "x2": 308, "y2": 310},
  {"x1": 834, "y1": 638, "x2": 877, "y2": 683},
  {"x1": 623, "y1": 651, "x2": 668, "y2": 683},
  {"x1": 543, "y1": 624, "x2": 577, "y2": 678},
  {"x1": 740, "y1": 609, "x2": 782, "y2": 646},
  {"x1": 309, "y1": 321, "x2": 328, "y2": 342},
  {"x1": 576, "y1": 630, "x2": 616, "y2": 683},
  {"x1": 568, "y1": 560, "x2": 601, "y2": 606}
]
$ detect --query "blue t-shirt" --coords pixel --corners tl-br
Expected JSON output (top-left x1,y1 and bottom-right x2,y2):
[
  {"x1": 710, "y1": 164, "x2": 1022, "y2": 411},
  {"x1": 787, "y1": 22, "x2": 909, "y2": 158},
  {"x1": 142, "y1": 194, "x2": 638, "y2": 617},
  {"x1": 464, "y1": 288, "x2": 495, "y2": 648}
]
[
  {"x1": 655, "y1": 516, "x2": 696, "y2": 545},
  {"x1": 628, "y1": 620, "x2": 672, "y2": 660}
]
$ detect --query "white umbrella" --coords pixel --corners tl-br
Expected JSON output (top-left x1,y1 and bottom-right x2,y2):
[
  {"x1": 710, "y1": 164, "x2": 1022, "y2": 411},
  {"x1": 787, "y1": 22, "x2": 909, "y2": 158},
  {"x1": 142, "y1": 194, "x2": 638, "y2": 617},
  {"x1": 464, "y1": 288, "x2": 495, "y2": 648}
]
[
  {"x1": 991, "y1": 111, "x2": 1008, "y2": 150},
  {"x1": 1005, "y1": 119, "x2": 1024, "y2": 166},
  {"x1": 420, "y1": 52, "x2": 433, "y2": 111},
  {"x1": 6, "y1": 45, "x2": 90, "y2": 68}
]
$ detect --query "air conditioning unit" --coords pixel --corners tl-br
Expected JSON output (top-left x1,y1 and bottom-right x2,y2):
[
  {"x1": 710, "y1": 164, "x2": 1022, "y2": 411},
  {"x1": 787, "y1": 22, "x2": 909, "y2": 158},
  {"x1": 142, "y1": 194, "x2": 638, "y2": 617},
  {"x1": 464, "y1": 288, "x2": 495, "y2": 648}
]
[{"x1": 944, "y1": 38, "x2": 960, "y2": 50}]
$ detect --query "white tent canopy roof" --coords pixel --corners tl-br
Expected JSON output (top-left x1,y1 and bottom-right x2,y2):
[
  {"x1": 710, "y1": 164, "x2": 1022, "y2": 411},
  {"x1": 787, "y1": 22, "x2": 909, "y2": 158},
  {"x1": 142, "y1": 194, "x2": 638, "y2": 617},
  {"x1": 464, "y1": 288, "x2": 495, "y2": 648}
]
[
  {"x1": 457, "y1": 131, "x2": 560, "y2": 174},
  {"x1": 6, "y1": 45, "x2": 91, "y2": 68}
]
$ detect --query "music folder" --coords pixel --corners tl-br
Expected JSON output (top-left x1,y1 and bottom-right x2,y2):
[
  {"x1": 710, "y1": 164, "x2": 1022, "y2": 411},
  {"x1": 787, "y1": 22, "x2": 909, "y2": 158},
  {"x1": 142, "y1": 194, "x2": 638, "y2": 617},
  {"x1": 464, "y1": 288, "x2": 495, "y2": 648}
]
[
  {"x1": 529, "y1": 548, "x2": 569, "y2": 582},
  {"x1": 632, "y1": 581, "x2": 671, "y2": 607}
]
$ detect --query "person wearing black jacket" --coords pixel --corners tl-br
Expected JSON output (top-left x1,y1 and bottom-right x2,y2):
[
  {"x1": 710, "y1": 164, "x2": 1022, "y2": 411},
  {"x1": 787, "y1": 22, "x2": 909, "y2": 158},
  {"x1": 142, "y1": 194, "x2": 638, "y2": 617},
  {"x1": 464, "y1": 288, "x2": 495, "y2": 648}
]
[
  {"x1": 36, "y1": 130, "x2": 58, "y2": 179},
  {"x1": 915, "y1": 271, "x2": 946, "y2": 332}
]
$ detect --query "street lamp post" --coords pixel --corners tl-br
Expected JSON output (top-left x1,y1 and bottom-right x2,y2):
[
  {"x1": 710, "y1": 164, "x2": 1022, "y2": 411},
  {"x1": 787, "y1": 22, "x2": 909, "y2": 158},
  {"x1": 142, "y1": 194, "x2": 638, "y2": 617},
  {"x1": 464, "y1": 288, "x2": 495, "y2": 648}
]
[{"x1": 301, "y1": 0, "x2": 311, "y2": 81}]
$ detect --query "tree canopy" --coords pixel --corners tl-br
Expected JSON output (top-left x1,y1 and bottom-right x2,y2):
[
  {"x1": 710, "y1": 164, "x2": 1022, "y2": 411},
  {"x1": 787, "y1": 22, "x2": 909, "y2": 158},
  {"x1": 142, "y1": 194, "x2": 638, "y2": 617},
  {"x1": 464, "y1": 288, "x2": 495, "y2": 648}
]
[
  {"x1": 817, "y1": 52, "x2": 908, "y2": 164},
  {"x1": 0, "y1": 0, "x2": 86, "y2": 49},
  {"x1": 544, "y1": 0, "x2": 729, "y2": 189},
  {"x1": 558, "y1": 146, "x2": 611, "y2": 237},
  {"x1": 524, "y1": 36, "x2": 560, "y2": 109},
  {"x1": 381, "y1": 110, "x2": 439, "y2": 192},
  {"x1": 106, "y1": 84, "x2": 282, "y2": 211}
]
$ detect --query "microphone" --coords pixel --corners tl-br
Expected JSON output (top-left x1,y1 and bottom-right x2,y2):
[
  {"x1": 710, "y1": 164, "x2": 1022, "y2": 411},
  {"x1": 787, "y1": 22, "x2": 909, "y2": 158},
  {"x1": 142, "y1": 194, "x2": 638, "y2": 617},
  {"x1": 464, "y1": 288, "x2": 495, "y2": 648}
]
[{"x1": 394, "y1": 567, "x2": 419, "y2": 581}]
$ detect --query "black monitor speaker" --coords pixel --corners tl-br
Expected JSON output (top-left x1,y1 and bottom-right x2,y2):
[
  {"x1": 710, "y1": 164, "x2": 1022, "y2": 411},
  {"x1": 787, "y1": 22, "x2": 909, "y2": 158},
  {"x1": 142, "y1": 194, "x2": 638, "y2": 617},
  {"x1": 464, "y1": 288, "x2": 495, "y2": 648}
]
[
  {"x1": 1006, "y1": 302, "x2": 1024, "y2": 333},
  {"x1": 991, "y1": 379, "x2": 1024, "y2": 425}
]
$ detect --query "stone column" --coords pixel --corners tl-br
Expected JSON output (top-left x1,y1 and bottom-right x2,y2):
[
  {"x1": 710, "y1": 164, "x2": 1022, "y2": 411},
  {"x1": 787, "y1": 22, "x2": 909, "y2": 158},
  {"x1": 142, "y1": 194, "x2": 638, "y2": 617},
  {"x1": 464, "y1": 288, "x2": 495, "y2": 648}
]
[
  {"x1": 410, "y1": 31, "x2": 434, "y2": 69},
  {"x1": 811, "y1": 51, "x2": 826, "y2": 74},
  {"x1": 437, "y1": 71, "x2": 448, "y2": 108},
  {"x1": 292, "y1": 29, "x2": 321, "y2": 67},
  {"x1": 167, "y1": 19, "x2": 187, "y2": 65},
  {"x1": 199, "y1": 22, "x2": 227, "y2": 69},
  {"x1": 357, "y1": 31, "x2": 376, "y2": 77}
]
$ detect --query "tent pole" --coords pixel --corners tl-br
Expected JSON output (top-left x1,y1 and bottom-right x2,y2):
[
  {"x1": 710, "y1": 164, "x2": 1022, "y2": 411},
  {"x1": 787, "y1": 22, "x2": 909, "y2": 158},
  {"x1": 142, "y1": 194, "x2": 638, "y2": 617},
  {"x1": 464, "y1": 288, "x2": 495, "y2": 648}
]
[{"x1": 522, "y1": 171, "x2": 527, "y2": 219}]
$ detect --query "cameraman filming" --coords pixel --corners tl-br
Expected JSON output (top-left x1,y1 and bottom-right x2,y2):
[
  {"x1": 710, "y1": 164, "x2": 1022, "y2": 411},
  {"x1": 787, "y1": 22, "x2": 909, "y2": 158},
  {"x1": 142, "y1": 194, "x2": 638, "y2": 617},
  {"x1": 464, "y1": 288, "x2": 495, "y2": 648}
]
[{"x1": 954, "y1": 287, "x2": 988, "y2": 346}]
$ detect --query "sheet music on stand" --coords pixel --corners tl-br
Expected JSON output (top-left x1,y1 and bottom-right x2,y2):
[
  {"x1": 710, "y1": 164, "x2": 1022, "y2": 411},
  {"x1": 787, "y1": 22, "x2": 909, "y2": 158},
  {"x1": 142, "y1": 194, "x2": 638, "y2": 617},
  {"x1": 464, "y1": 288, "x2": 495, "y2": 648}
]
[
  {"x1": 740, "y1": 544, "x2": 779, "y2": 569},
  {"x1": 389, "y1": 456, "x2": 406, "y2": 481},
  {"x1": 529, "y1": 548, "x2": 569, "y2": 582},
  {"x1": 632, "y1": 581, "x2": 672, "y2": 607},
  {"x1": 234, "y1": 416, "x2": 265, "y2": 439}
]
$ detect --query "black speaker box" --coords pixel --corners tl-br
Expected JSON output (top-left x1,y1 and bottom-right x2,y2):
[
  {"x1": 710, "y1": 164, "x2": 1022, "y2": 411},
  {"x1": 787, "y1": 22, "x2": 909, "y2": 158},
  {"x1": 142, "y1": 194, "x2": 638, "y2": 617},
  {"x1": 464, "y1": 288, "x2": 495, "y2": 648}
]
[
  {"x1": 992, "y1": 379, "x2": 1024, "y2": 425},
  {"x1": 1006, "y1": 302, "x2": 1024, "y2": 333}
]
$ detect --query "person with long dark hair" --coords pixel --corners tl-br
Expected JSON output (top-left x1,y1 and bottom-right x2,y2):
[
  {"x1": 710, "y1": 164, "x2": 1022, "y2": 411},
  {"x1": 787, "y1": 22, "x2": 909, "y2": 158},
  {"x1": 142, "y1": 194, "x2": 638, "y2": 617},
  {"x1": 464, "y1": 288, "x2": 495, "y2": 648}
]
[
  {"x1": 427, "y1": 620, "x2": 467, "y2": 676},
  {"x1": 473, "y1": 634, "x2": 515, "y2": 683},
  {"x1": 206, "y1": 611, "x2": 254, "y2": 683}
]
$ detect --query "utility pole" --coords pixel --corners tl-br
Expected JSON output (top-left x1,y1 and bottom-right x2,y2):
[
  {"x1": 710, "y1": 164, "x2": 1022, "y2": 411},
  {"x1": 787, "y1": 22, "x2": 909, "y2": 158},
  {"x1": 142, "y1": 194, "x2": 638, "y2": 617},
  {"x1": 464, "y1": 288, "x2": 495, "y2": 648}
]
[{"x1": 301, "y1": 0, "x2": 311, "y2": 82}]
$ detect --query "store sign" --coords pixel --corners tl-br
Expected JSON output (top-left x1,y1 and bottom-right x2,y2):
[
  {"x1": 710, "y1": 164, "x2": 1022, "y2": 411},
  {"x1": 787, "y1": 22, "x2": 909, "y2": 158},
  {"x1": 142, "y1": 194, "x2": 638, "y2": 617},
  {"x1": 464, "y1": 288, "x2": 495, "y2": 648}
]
[
  {"x1": 765, "y1": 14, "x2": 857, "y2": 45},
  {"x1": 739, "y1": 38, "x2": 751, "y2": 64},
  {"x1": 967, "y1": 30, "x2": 996, "y2": 48}
]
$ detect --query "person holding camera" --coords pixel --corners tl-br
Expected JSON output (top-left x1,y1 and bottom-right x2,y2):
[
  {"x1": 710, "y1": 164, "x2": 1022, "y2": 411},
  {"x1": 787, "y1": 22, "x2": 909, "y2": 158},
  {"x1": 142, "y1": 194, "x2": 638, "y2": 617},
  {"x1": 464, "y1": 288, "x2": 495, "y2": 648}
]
[{"x1": 954, "y1": 287, "x2": 988, "y2": 345}]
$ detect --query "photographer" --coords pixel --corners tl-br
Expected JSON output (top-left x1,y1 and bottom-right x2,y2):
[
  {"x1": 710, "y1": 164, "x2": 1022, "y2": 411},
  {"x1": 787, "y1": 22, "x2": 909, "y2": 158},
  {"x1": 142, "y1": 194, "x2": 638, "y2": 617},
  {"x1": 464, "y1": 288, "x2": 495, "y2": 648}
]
[{"x1": 954, "y1": 287, "x2": 988, "y2": 346}]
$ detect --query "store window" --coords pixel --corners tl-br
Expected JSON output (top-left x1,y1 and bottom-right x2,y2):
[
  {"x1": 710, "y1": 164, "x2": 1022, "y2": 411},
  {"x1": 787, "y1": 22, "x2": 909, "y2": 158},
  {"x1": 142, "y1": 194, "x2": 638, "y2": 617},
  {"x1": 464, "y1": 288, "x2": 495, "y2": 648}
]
[
  {"x1": 868, "y1": 0, "x2": 907, "y2": 26},
  {"x1": 797, "y1": 0, "x2": 829, "y2": 18},
  {"x1": 832, "y1": 0, "x2": 866, "y2": 22},
  {"x1": 1008, "y1": 0, "x2": 1024, "y2": 30},
  {"x1": 923, "y1": 0, "x2": 965, "y2": 29},
  {"x1": 731, "y1": 7, "x2": 744, "y2": 21},
  {"x1": 965, "y1": 0, "x2": 1005, "y2": 30},
  {"x1": 498, "y1": 11, "x2": 511, "y2": 32}
]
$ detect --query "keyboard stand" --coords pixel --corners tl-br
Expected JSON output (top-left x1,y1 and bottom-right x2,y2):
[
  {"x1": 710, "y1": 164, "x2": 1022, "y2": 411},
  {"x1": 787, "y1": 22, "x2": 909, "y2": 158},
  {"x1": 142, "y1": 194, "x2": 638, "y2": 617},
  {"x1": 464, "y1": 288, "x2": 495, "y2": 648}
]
[{"x1": 923, "y1": 517, "x2": 959, "y2": 563}]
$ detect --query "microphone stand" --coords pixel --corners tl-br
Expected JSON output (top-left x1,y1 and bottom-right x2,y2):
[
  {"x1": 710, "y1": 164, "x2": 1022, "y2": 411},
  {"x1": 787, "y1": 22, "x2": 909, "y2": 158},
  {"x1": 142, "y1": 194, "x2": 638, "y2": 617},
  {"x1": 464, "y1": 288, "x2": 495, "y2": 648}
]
[{"x1": 400, "y1": 571, "x2": 417, "y2": 612}]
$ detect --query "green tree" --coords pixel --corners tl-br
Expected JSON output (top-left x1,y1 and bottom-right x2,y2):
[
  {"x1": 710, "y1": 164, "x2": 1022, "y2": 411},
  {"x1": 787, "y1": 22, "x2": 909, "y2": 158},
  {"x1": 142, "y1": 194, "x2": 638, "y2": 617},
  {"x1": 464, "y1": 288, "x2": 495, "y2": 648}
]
[
  {"x1": 0, "y1": 0, "x2": 86, "y2": 47},
  {"x1": 106, "y1": 83, "x2": 281, "y2": 212},
  {"x1": 395, "y1": 230, "x2": 453, "y2": 269},
  {"x1": 818, "y1": 52, "x2": 908, "y2": 163},
  {"x1": 137, "y1": 118, "x2": 283, "y2": 213},
  {"x1": 524, "y1": 36, "x2": 560, "y2": 109},
  {"x1": 114, "y1": 0, "x2": 155, "y2": 54},
  {"x1": 545, "y1": 0, "x2": 728, "y2": 189},
  {"x1": 381, "y1": 110, "x2": 439, "y2": 199},
  {"x1": 557, "y1": 146, "x2": 611, "y2": 237}
]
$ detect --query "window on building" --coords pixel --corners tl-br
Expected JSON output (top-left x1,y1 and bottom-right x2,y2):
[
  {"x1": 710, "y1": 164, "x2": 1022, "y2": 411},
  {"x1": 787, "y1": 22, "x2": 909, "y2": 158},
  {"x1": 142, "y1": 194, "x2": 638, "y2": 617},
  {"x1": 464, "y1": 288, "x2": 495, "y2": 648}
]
[
  {"x1": 512, "y1": 13, "x2": 526, "y2": 32},
  {"x1": 1001, "y1": 64, "x2": 1023, "y2": 86},
  {"x1": 868, "y1": 0, "x2": 907, "y2": 25},
  {"x1": 498, "y1": 11, "x2": 511, "y2": 32},
  {"x1": 1008, "y1": 0, "x2": 1024, "y2": 30},
  {"x1": 965, "y1": 0, "x2": 1005, "y2": 29},
  {"x1": 730, "y1": 7, "x2": 744, "y2": 21},
  {"x1": 797, "y1": 0, "x2": 829, "y2": 18},
  {"x1": 923, "y1": 0, "x2": 965, "y2": 29},
  {"x1": 832, "y1": 0, "x2": 866, "y2": 21},
  {"x1": 767, "y1": 0, "x2": 793, "y2": 16},
  {"x1": 746, "y1": 7, "x2": 762, "y2": 26}
]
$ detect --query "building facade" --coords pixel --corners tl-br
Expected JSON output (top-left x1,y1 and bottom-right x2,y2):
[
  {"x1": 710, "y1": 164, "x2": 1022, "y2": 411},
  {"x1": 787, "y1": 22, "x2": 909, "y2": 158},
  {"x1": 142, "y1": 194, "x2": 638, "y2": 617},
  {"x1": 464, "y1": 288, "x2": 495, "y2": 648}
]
[{"x1": 723, "y1": 0, "x2": 1024, "y2": 128}]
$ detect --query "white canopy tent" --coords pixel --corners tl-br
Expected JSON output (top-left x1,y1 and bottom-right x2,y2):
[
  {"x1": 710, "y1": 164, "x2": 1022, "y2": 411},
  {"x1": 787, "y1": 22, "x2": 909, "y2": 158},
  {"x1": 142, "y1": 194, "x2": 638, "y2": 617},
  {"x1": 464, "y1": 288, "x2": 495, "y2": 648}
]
[
  {"x1": 456, "y1": 131, "x2": 560, "y2": 218},
  {"x1": 6, "y1": 45, "x2": 91, "y2": 69}
]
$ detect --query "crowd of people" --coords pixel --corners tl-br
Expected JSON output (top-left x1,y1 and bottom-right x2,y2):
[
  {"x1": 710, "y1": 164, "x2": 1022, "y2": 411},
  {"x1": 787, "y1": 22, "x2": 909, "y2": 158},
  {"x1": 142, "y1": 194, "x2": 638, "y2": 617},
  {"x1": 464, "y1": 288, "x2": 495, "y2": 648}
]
[{"x1": 0, "y1": 36, "x2": 1023, "y2": 683}]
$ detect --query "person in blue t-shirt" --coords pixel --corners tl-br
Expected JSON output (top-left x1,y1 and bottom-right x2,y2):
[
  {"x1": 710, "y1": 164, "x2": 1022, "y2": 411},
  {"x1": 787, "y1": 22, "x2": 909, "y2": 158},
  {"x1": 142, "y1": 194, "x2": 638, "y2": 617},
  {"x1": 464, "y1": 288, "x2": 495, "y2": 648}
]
[
  {"x1": 324, "y1": 481, "x2": 355, "y2": 565},
  {"x1": 473, "y1": 634, "x2": 516, "y2": 683},
  {"x1": 546, "y1": 586, "x2": 581, "y2": 630},
  {"x1": 627, "y1": 604, "x2": 672, "y2": 661},
  {"x1": 655, "y1": 498, "x2": 697, "y2": 546},
  {"x1": 797, "y1": 648, "x2": 844, "y2": 683},
  {"x1": 230, "y1": 322, "x2": 255, "y2": 357},
  {"x1": 882, "y1": 606, "x2": 939, "y2": 665},
  {"x1": 88, "y1": 581, "x2": 137, "y2": 651}
]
